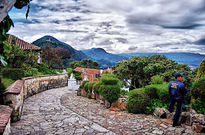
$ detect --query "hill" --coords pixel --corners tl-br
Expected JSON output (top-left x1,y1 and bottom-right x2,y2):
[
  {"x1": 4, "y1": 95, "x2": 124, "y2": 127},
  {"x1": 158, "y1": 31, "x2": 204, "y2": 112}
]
[
  {"x1": 33, "y1": 35, "x2": 88, "y2": 62},
  {"x1": 82, "y1": 48, "x2": 128, "y2": 68}
]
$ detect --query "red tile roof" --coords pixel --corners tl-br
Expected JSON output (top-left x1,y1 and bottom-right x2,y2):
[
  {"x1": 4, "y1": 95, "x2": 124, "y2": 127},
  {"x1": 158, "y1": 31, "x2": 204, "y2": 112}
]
[
  {"x1": 74, "y1": 67, "x2": 114, "y2": 82},
  {"x1": 0, "y1": 105, "x2": 12, "y2": 134},
  {"x1": 8, "y1": 35, "x2": 41, "y2": 51}
]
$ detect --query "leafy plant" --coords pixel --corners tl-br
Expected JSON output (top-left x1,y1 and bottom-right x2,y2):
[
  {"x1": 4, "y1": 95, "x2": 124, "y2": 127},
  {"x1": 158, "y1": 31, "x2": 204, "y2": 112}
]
[
  {"x1": 120, "y1": 89, "x2": 128, "y2": 96},
  {"x1": 150, "y1": 75, "x2": 164, "y2": 84},
  {"x1": 87, "y1": 92, "x2": 92, "y2": 99},
  {"x1": 191, "y1": 76, "x2": 205, "y2": 102},
  {"x1": 126, "y1": 88, "x2": 150, "y2": 114},
  {"x1": 88, "y1": 82, "x2": 95, "y2": 93},
  {"x1": 83, "y1": 82, "x2": 89, "y2": 92},
  {"x1": 146, "y1": 99, "x2": 164, "y2": 112},
  {"x1": 80, "y1": 80, "x2": 89, "y2": 89},
  {"x1": 93, "y1": 82, "x2": 100, "y2": 94},
  {"x1": 191, "y1": 98, "x2": 205, "y2": 114}
]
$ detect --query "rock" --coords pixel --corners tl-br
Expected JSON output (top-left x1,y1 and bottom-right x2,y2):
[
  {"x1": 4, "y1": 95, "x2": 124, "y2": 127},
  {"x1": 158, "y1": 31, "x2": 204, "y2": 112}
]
[
  {"x1": 152, "y1": 129, "x2": 163, "y2": 135},
  {"x1": 175, "y1": 128, "x2": 186, "y2": 135},
  {"x1": 105, "y1": 100, "x2": 111, "y2": 108},
  {"x1": 91, "y1": 123, "x2": 109, "y2": 132},
  {"x1": 180, "y1": 112, "x2": 193, "y2": 126},
  {"x1": 154, "y1": 108, "x2": 169, "y2": 118},
  {"x1": 192, "y1": 114, "x2": 205, "y2": 125},
  {"x1": 192, "y1": 123, "x2": 205, "y2": 133},
  {"x1": 109, "y1": 107, "x2": 120, "y2": 112},
  {"x1": 77, "y1": 88, "x2": 81, "y2": 96}
]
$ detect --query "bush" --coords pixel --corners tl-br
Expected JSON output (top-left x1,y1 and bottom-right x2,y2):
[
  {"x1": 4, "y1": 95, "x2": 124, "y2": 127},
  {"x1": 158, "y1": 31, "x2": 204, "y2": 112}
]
[
  {"x1": 66, "y1": 68, "x2": 73, "y2": 77},
  {"x1": 73, "y1": 70, "x2": 82, "y2": 81},
  {"x1": 151, "y1": 75, "x2": 164, "y2": 84},
  {"x1": 83, "y1": 82, "x2": 89, "y2": 92},
  {"x1": 2, "y1": 68, "x2": 25, "y2": 80},
  {"x1": 88, "y1": 82, "x2": 95, "y2": 93},
  {"x1": 145, "y1": 85, "x2": 158, "y2": 99},
  {"x1": 80, "y1": 81, "x2": 89, "y2": 89},
  {"x1": 93, "y1": 82, "x2": 100, "y2": 94},
  {"x1": 87, "y1": 92, "x2": 92, "y2": 99},
  {"x1": 145, "y1": 83, "x2": 169, "y2": 103},
  {"x1": 100, "y1": 73, "x2": 119, "y2": 85},
  {"x1": 195, "y1": 58, "x2": 205, "y2": 81},
  {"x1": 22, "y1": 64, "x2": 41, "y2": 77},
  {"x1": 34, "y1": 63, "x2": 54, "y2": 75},
  {"x1": 120, "y1": 89, "x2": 128, "y2": 96},
  {"x1": 191, "y1": 98, "x2": 205, "y2": 114},
  {"x1": 146, "y1": 99, "x2": 168, "y2": 112},
  {"x1": 192, "y1": 77, "x2": 205, "y2": 102},
  {"x1": 99, "y1": 85, "x2": 121, "y2": 103},
  {"x1": 126, "y1": 88, "x2": 150, "y2": 114}
]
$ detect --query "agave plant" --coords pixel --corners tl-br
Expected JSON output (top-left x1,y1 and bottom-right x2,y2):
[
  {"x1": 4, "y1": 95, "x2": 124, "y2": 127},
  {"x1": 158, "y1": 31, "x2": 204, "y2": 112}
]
[{"x1": 0, "y1": 55, "x2": 7, "y2": 66}]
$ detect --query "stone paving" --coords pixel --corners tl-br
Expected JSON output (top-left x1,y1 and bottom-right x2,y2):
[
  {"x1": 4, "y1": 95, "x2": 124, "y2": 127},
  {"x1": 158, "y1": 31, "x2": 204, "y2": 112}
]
[{"x1": 11, "y1": 87, "x2": 197, "y2": 135}]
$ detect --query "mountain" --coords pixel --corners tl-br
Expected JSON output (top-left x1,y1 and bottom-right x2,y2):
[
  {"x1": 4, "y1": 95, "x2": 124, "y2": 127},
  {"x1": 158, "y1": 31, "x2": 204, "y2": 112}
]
[
  {"x1": 121, "y1": 52, "x2": 205, "y2": 69},
  {"x1": 33, "y1": 35, "x2": 88, "y2": 61},
  {"x1": 82, "y1": 48, "x2": 128, "y2": 68}
]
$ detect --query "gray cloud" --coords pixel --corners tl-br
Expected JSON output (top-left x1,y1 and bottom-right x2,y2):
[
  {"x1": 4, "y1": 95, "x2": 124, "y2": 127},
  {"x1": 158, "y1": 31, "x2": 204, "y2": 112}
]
[{"x1": 8, "y1": 0, "x2": 205, "y2": 55}]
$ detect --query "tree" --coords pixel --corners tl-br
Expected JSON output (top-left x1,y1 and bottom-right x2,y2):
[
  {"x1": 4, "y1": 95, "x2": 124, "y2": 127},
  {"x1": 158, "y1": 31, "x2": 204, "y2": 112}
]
[
  {"x1": 41, "y1": 45, "x2": 63, "y2": 69},
  {"x1": 55, "y1": 48, "x2": 71, "y2": 59},
  {"x1": 113, "y1": 55, "x2": 195, "y2": 90},
  {"x1": 69, "y1": 59, "x2": 99, "y2": 69}
]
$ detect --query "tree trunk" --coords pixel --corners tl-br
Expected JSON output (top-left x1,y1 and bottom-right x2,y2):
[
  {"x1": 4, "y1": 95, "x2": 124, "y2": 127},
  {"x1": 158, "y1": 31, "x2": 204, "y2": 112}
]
[{"x1": 0, "y1": 0, "x2": 16, "y2": 22}]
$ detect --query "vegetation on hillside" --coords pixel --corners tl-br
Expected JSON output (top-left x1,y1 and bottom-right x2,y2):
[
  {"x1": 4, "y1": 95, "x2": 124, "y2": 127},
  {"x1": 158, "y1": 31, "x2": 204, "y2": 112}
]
[{"x1": 69, "y1": 59, "x2": 99, "y2": 69}]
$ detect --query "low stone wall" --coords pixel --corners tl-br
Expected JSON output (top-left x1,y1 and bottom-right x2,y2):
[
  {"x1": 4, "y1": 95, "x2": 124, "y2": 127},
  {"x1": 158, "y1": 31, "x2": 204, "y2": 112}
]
[
  {"x1": 0, "y1": 105, "x2": 12, "y2": 135},
  {"x1": 3, "y1": 73, "x2": 68, "y2": 122}
]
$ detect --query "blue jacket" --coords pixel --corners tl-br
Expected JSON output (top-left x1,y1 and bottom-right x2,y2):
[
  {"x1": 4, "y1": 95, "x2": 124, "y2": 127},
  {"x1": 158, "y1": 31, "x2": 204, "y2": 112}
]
[{"x1": 168, "y1": 80, "x2": 187, "y2": 100}]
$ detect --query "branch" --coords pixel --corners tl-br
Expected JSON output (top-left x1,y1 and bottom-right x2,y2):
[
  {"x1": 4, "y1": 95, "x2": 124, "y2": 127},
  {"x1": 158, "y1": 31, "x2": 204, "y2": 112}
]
[{"x1": 0, "y1": 0, "x2": 16, "y2": 22}]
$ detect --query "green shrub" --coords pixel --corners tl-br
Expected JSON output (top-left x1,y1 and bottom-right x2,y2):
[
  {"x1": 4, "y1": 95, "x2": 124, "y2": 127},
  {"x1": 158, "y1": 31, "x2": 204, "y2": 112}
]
[
  {"x1": 151, "y1": 75, "x2": 164, "y2": 84},
  {"x1": 73, "y1": 70, "x2": 82, "y2": 81},
  {"x1": 126, "y1": 88, "x2": 150, "y2": 114},
  {"x1": 99, "y1": 85, "x2": 121, "y2": 103},
  {"x1": 191, "y1": 98, "x2": 205, "y2": 114},
  {"x1": 100, "y1": 73, "x2": 119, "y2": 85},
  {"x1": 66, "y1": 68, "x2": 73, "y2": 77},
  {"x1": 22, "y1": 64, "x2": 41, "y2": 77},
  {"x1": 93, "y1": 82, "x2": 100, "y2": 94},
  {"x1": 120, "y1": 89, "x2": 128, "y2": 96},
  {"x1": 34, "y1": 63, "x2": 54, "y2": 75},
  {"x1": 192, "y1": 77, "x2": 205, "y2": 102},
  {"x1": 1, "y1": 77, "x2": 15, "y2": 89},
  {"x1": 88, "y1": 82, "x2": 95, "y2": 93},
  {"x1": 87, "y1": 92, "x2": 92, "y2": 99},
  {"x1": 195, "y1": 58, "x2": 205, "y2": 81},
  {"x1": 156, "y1": 83, "x2": 169, "y2": 103},
  {"x1": 146, "y1": 99, "x2": 168, "y2": 112},
  {"x1": 84, "y1": 82, "x2": 89, "y2": 92},
  {"x1": 80, "y1": 80, "x2": 89, "y2": 89},
  {"x1": 2, "y1": 68, "x2": 25, "y2": 80},
  {"x1": 145, "y1": 85, "x2": 158, "y2": 99}
]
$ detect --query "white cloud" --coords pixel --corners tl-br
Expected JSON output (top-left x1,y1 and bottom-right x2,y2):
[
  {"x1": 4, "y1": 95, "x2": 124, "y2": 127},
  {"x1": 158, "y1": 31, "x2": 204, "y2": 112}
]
[{"x1": 8, "y1": 0, "x2": 205, "y2": 55}]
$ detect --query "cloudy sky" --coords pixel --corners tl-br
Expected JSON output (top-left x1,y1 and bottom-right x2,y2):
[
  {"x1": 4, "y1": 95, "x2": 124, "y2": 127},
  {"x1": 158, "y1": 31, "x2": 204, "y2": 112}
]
[{"x1": 8, "y1": 0, "x2": 205, "y2": 54}]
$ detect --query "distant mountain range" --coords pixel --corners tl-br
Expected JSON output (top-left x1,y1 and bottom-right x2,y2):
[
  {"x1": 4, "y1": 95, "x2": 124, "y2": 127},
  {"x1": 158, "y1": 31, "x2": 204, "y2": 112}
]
[{"x1": 33, "y1": 35, "x2": 205, "y2": 69}]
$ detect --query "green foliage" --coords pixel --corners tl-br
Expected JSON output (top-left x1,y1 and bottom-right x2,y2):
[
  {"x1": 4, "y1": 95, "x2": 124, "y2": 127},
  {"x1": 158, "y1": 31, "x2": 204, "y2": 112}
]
[
  {"x1": 145, "y1": 83, "x2": 169, "y2": 103},
  {"x1": 113, "y1": 55, "x2": 194, "y2": 89},
  {"x1": 87, "y1": 92, "x2": 92, "y2": 99},
  {"x1": 66, "y1": 68, "x2": 73, "y2": 77},
  {"x1": 93, "y1": 82, "x2": 100, "y2": 94},
  {"x1": 99, "y1": 85, "x2": 121, "y2": 103},
  {"x1": 88, "y1": 82, "x2": 95, "y2": 93},
  {"x1": 22, "y1": 64, "x2": 40, "y2": 77},
  {"x1": 69, "y1": 59, "x2": 99, "y2": 69},
  {"x1": 83, "y1": 82, "x2": 89, "y2": 92},
  {"x1": 2, "y1": 68, "x2": 25, "y2": 80},
  {"x1": 192, "y1": 77, "x2": 205, "y2": 102},
  {"x1": 98, "y1": 72, "x2": 121, "y2": 103},
  {"x1": 0, "y1": 55, "x2": 7, "y2": 66},
  {"x1": 191, "y1": 98, "x2": 205, "y2": 114},
  {"x1": 1, "y1": 77, "x2": 15, "y2": 89},
  {"x1": 73, "y1": 70, "x2": 82, "y2": 81},
  {"x1": 120, "y1": 89, "x2": 128, "y2": 96},
  {"x1": 80, "y1": 80, "x2": 89, "y2": 89},
  {"x1": 126, "y1": 88, "x2": 150, "y2": 114},
  {"x1": 146, "y1": 99, "x2": 166, "y2": 112},
  {"x1": 195, "y1": 59, "x2": 205, "y2": 81},
  {"x1": 151, "y1": 75, "x2": 164, "y2": 84},
  {"x1": 34, "y1": 63, "x2": 54, "y2": 75}
]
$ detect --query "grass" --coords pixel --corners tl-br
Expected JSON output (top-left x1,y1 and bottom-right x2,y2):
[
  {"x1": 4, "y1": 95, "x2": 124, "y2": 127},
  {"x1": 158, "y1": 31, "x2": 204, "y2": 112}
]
[{"x1": 1, "y1": 77, "x2": 15, "y2": 88}]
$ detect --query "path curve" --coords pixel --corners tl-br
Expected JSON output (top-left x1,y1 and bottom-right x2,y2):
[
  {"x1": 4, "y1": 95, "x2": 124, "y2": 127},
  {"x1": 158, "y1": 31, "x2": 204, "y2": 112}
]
[{"x1": 11, "y1": 87, "x2": 194, "y2": 135}]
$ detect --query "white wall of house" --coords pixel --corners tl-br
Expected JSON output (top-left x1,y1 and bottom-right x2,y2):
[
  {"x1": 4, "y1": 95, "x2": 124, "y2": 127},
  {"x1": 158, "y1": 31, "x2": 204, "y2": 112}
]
[{"x1": 37, "y1": 52, "x2": 41, "y2": 64}]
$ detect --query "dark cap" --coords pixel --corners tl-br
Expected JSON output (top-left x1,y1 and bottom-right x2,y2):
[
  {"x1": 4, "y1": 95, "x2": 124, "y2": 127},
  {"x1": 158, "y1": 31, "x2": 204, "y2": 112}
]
[{"x1": 174, "y1": 72, "x2": 184, "y2": 78}]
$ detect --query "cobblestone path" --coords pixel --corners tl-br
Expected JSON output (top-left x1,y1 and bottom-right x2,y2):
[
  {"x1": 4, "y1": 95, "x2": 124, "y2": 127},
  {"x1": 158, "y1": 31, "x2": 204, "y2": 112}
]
[{"x1": 11, "y1": 87, "x2": 195, "y2": 135}]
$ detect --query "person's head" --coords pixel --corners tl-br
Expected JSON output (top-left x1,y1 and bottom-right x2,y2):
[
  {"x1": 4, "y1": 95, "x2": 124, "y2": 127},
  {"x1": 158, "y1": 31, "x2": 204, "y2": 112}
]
[{"x1": 174, "y1": 73, "x2": 184, "y2": 82}]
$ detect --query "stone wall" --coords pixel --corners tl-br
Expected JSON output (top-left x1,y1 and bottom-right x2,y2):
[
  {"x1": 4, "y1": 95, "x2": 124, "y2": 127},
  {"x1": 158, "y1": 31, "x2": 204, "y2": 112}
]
[
  {"x1": 0, "y1": 105, "x2": 12, "y2": 135},
  {"x1": 3, "y1": 73, "x2": 68, "y2": 122}
]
